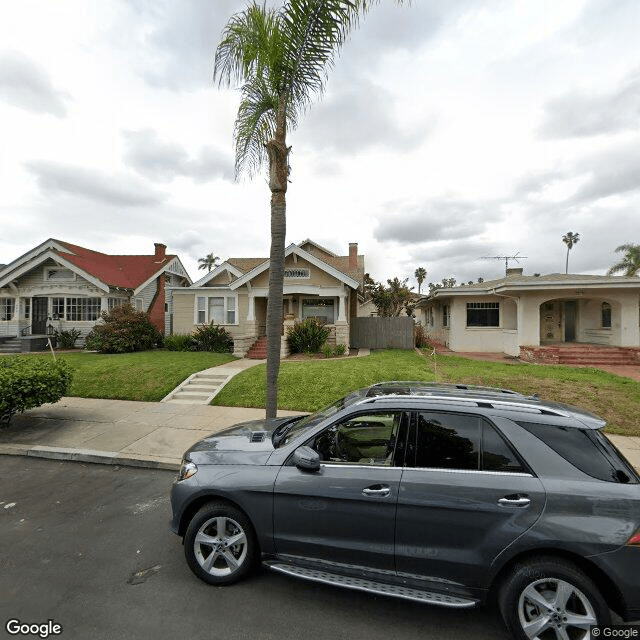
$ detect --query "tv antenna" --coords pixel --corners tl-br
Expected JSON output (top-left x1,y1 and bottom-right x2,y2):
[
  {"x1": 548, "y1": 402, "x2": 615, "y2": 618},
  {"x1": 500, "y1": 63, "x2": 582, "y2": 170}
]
[{"x1": 480, "y1": 252, "x2": 528, "y2": 275}]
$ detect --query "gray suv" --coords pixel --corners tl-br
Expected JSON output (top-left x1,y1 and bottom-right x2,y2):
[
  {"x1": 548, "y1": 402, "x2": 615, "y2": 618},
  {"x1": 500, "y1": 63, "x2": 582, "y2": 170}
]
[{"x1": 170, "y1": 382, "x2": 640, "y2": 639}]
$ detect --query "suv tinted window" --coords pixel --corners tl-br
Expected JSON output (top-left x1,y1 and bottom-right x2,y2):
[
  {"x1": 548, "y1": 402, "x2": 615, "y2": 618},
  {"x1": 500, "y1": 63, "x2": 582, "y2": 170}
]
[
  {"x1": 517, "y1": 421, "x2": 637, "y2": 483},
  {"x1": 311, "y1": 412, "x2": 408, "y2": 466},
  {"x1": 412, "y1": 413, "x2": 525, "y2": 472}
]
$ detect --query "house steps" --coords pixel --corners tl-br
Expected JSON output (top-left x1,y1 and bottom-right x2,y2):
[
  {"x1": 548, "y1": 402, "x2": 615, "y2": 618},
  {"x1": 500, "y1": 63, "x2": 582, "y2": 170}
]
[
  {"x1": 523, "y1": 344, "x2": 640, "y2": 366},
  {"x1": 0, "y1": 337, "x2": 21, "y2": 354},
  {"x1": 246, "y1": 336, "x2": 267, "y2": 359}
]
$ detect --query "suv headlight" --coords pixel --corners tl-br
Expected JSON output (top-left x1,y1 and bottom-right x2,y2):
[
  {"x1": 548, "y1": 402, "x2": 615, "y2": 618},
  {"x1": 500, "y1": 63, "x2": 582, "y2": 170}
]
[{"x1": 177, "y1": 460, "x2": 198, "y2": 481}]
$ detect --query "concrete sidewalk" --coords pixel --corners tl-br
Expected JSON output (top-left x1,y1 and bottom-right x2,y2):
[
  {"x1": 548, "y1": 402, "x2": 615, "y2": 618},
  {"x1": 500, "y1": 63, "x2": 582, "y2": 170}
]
[
  {"x1": 1, "y1": 395, "x2": 639, "y2": 473},
  {"x1": 0, "y1": 397, "x2": 302, "y2": 470}
]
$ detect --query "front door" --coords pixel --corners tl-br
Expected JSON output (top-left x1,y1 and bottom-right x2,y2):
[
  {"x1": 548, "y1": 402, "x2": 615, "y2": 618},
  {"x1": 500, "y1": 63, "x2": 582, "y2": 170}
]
[
  {"x1": 273, "y1": 411, "x2": 409, "y2": 575},
  {"x1": 32, "y1": 297, "x2": 48, "y2": 334},
  {"x1": 564, "y1": 301, "x2": 576, "y2": 342}
]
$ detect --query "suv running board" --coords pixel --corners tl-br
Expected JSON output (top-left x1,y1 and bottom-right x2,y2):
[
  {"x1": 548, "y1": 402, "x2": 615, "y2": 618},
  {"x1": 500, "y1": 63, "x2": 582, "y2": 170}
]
[{"x1": 264, "y1": 561, "x2": 478, "y2": 608}]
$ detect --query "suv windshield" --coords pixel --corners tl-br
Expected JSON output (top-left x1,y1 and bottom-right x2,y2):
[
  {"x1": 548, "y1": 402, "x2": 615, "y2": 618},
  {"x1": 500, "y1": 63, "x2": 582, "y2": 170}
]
[{"x1": 276, "y1": 393, "x2": 363, "y2": 448}]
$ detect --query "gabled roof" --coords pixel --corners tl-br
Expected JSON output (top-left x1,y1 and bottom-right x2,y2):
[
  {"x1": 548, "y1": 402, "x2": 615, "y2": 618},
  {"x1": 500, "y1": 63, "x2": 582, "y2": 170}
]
[
  {"x1": 230, "y1": 243, "x2": 361, "y2": 290},
  {"x1": 187, "y1": 240, "x2": 364, "y2": 291},
  {"x1": 0, "y1": 238, "x2": 191, "y2": 291}
]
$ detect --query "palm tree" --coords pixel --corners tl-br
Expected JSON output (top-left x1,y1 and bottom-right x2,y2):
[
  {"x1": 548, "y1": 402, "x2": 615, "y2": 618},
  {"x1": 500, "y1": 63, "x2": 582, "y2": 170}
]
[
  {"x1": 198, "y1": 253, "x2": 220, "y2": 272},
  {"x1": 214, "y1": 1, "x2": 400, "y2": 418},
  {"x1": 607, "y1": 243, "x2": 640, "y2": 277},
  {"x1": 562, "y1": 231, "x2": 580, "y2": 274},
  {"x1": 414, "y1": 267, "x2": 427, "y2": 294}
]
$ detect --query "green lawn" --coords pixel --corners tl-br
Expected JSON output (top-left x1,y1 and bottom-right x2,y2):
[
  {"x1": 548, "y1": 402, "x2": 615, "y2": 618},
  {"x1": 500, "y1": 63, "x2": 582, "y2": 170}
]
[
  {"x1": 213, "y1": 349, "x2": 640, "y2": 437},
  {"x1": 13, "y1": 351, "x2": 236, "y2": 402}
]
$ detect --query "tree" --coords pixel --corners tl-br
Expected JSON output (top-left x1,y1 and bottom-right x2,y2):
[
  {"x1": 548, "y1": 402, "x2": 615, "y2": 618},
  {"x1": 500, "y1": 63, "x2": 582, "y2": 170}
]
[
  {"x1": 198, "y1": 254, "x2": 220, "y2": 272},
  {"x1": 370, "y1": 277, "x2": 415, "y2": 317},
  {"x1": 214, "y1": 1, "x2": 401, "y2": 418},
  {"x1": 607, "y1": 243, "x2": 640, "y2": 277},
  {"x1": 414, "y1": 267, "x2": 427, "y2": 294},
  {"x1": 562, "y1": 231, "x2": 580, "y2": 274},
  {"x1": 428, "y1": 277, "x2": 457, "y2": 294}
]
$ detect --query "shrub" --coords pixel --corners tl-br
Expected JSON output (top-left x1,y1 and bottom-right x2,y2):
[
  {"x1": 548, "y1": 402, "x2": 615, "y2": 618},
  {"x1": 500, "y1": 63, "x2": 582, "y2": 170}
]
[
  {"x1": 55, "y1": 328, "x2": 82, "y2": 349},
  {"x1": 164, "y1": 334, "x2": 196, "y2": 352},
  {"x1": 84, "y1": 304, "x2": 163, "y2": 353},
  {"x1": 192, "y1": 324, "x2": 233, "y2": 353},
  {"x1": 334, "y1": 343, "x2": 347, "y2": 356},
  {"x1": 414, "y1": 323, "x2": 429, "y2": 348},
  {"x1": 287, "y1": 318, "x2": 330, "y2": 354},
  {"x1": 322, "y1": 343, "x2": 333, "y2": 358},
  {"x1": 0, "y1": 357, "x2": 73, "y2": 426}
]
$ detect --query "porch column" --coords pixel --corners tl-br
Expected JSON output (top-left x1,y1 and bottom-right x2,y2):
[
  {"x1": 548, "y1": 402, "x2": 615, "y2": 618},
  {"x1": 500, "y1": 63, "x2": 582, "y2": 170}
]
[
  {"x1": 337, "y1": 292, "x2": 347, "y2": 322},
  {"x1": 247, "y1": 293, "x2": 255, "y2": 321},
  {"x1": 517, "y1": 297, "x2": 541, "y2": 347},
  {"x1": 619, "y1": 297, "x2": 640, "y2": 347}
]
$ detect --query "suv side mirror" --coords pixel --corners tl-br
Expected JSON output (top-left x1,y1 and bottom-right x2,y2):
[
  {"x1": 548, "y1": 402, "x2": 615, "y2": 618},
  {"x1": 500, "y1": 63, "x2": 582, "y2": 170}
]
[{"x1": 292, "y1": 446, "x2": 321, "y2": 472}]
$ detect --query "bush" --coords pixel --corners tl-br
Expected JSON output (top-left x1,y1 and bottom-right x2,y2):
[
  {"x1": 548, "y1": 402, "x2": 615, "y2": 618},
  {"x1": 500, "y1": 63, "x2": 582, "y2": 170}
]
[
  {"x1": 322, "y1": 343, "x2": 333, "y2": 358},
  {"x1": 334, "y1": 343, "x2": 347, "y2": 356},
  {"x1": 192, "y1": 324, "x2": 233, "y2": 353},
  {"x1": 287, "y1": 318, "x2": 330, "y2": 354},
  {"x1": 164, "y1": 334, "x2": 196, "y2": 351},
  {"x1": 0, "y1": 357, "x2": 73, "y2": 426},
  {"x1": 55, "y1": 328, "x2": 83, "y2": 349},
  {"x1": 84, "y1": 304, "x2": 163, "y2": 353},
  {"x1": 414, "y1": 324, "x2": 429, "y2": 348}
]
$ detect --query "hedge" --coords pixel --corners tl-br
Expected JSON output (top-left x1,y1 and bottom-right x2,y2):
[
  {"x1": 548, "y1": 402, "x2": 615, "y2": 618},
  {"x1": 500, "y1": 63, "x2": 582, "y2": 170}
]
[{"x1": 0, "y1": 357, "x2": 73, "y2": 426}]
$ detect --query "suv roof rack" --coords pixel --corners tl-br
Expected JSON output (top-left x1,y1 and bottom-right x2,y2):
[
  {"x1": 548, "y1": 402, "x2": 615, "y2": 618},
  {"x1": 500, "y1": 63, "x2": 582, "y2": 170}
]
[{"x1": 366, "y1": 381, "x2": 524, "y2": 398}]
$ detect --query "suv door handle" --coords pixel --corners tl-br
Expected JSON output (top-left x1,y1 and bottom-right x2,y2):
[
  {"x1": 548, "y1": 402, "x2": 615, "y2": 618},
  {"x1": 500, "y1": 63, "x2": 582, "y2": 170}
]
[
  {"x1": 498, "y1": 495, "x2": 531, "y2": 507},
  {"x1": 362, "y1": 485, "x2": 391, "y2": 497}
]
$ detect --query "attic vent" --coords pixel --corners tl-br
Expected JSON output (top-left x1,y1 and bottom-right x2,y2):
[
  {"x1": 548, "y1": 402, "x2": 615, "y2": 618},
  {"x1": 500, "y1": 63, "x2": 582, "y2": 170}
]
[
  {"x1": 284, "y1": 269, "x2": 309, "y2": 278},
  {"x1": 250, "y1": 432, "x2": 267, "y2": 443}
]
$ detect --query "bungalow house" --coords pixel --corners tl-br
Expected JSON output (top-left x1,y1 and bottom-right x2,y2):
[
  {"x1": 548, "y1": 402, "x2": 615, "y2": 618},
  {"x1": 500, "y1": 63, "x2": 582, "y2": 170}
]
[
  {"x1": 170, "y1": 240, "x2": 364, "y2": 358},
  {"x1": 418, "y1": 268, "x2": 640, "y2": 361},
  {"x1": 0, "y1": 239, "x2": 191, "y2": 352}
]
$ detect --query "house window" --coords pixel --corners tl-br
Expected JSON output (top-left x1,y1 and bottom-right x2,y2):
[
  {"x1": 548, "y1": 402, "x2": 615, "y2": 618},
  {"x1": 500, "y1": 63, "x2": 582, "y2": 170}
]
[
  {"x1": 134, "y1": 298, "x2": 144, "y2": 311},
  {"x1": 302, "y1": 298, "x2": 335, "y2": 324},
  {"x1": 602, "y1": 302, "x2": 612, "y2": 328},
  {"x1": 66, "y1": 297, "x2": 101, "y2": 321},
  {"x1": 52, "y1": 298, "x2": 65, "y2": 319},
  {"x1": 442, "y1": 305, "x2": 449, "y2": 327},
  {"x1": 284, "y1": 268, "x2": 310, "y2": 279},
  {"x1": 1, "y1": 298, "x2": 15, "y2": 321},
  {"x1": 108, "y1": 298, "x2": 126, "y2": 311},
  {"x1": 466, "y1": 302, "x2": 499, "y2": 327},
  {"x1": 195, "y1": 295, "x2": 238, "y2": 325},
  {"x1": 24, "y1": 298, "x2": 31, "y2": 320}
]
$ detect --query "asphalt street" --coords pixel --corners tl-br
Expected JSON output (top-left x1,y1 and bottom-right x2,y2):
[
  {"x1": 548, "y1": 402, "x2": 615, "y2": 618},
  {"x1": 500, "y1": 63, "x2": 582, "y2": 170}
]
[{"x1": 0, "y1": 456, "x2": 510, "y2": 640}]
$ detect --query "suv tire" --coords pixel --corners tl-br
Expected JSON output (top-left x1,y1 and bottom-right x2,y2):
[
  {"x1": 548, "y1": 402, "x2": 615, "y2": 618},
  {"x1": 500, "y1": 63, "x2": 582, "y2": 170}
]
[
  {"x1": 498, "y1": 556, "x2": 611, "y2": 640},
  {"x1": 184, "y1": 502, "x2": 256, "y2": 585}
]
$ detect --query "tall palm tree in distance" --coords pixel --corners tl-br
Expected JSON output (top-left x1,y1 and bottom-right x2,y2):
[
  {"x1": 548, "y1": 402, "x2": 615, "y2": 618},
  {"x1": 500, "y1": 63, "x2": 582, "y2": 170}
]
[
  {"x1": 214, "y1": 0, "x2": 402, "y2": 418},
  {"x1": 414, "y1": 267, "x2": 427, "y2": 294},
  {"x1": 607, "y1": 244, "x2": 640, "y2": 277},
  {"x1": 198, "y1": 253, "x2": 220, "y2": 273},
  {"x1": 562, "y1": 231, "x2": 580, "y2": 274}
]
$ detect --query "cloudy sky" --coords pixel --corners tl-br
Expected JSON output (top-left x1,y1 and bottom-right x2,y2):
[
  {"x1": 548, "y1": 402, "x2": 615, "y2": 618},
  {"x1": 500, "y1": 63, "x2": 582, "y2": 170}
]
[{"x1": 1, "y1": 0, "x2": 639, "y2": 288}]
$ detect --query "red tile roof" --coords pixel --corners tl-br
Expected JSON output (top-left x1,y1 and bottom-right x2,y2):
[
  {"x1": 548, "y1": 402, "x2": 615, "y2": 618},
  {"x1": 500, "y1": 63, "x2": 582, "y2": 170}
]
[{"x1": 54, "y1": 240, "x2": 175, "y2": 290}]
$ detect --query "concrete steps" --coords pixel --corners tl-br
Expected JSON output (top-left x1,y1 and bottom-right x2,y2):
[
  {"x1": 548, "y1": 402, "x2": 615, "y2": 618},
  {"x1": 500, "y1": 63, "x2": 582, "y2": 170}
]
[
  {"x1": 162, "y1": 371, "x2": 232, "y2": 404},
  {"x1": 0, "y1": 337, "x2": 21, "y2": 354}
]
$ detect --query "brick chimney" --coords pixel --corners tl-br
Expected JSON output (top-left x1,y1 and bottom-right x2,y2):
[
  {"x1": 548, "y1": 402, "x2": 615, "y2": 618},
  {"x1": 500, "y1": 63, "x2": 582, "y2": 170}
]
[
  {"x1": 154, "y1": 243, "x2": 167, "y2": 260},
  {"x1": 349, "y1": 243, "x2": 358, "y2": 269}
]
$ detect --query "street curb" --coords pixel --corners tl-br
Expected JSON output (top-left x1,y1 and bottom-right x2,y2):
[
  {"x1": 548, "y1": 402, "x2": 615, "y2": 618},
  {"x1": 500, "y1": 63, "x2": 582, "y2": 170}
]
[{"x1": 0, "y1": 444, "x2": 180, "y2": 471}]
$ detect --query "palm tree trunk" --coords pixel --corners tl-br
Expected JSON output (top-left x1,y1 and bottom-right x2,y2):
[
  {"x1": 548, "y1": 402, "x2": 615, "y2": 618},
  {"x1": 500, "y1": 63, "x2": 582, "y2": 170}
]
[
  {"x1": 565, "y1": 247, "x2": 570, "y2": 274},
  {"x1": 264, "y1": 95, "x2": 290, "y2": 419}
]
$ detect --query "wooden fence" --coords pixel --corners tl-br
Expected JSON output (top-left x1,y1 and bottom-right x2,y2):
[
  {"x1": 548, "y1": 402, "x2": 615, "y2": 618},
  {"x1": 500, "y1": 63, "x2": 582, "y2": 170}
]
[{"x1": 350, "y1": 317, "x2": 415, "y2": 349}]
